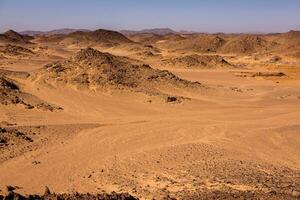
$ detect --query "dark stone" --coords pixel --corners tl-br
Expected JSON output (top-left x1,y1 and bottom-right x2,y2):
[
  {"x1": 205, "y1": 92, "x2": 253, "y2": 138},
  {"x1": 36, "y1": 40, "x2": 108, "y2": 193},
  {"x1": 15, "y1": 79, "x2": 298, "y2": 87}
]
[{"x1": 166, "y1": 96, "x2": 177, "y2": 103}]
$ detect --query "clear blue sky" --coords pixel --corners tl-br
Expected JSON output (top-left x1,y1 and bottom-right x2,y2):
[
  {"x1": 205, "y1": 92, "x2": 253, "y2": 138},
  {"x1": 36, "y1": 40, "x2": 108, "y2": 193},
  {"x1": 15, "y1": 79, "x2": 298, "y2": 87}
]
[{"x1": 0, "y1": 0, "x2": 299, "y2": 33}]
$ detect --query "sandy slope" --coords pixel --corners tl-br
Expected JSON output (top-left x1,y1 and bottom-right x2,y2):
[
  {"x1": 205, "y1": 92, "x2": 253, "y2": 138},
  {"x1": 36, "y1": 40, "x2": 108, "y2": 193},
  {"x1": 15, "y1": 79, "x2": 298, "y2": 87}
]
[{"x1": 1, "y1": 67, "x2": 300, "y2": 199}]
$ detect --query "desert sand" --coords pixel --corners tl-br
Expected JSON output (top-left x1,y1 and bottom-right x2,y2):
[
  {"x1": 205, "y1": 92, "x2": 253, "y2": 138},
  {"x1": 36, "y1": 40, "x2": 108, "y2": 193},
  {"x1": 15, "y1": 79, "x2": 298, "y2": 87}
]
[{"x1": 0, "y1": 29, "x2": 300, "y2": 199}]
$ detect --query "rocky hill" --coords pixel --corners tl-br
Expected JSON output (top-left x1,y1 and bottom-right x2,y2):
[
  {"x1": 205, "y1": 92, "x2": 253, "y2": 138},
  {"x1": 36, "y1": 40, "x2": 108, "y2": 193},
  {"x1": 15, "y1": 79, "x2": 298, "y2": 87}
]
[
  {"x1": 162, "y1": 54, "x2": 233, "y2": 68},
  {"x1": 37, "y1": 29, "x2": 133, "y2": 47},
  {"x1": 0, "y1": 30, "x2": 33, "y2": 44},
  {"x1": 220, "y1": 35, "x2": 276, "y2": 54},
  {"x1": 33, "y1": 48, "x2": 201, "y2": 98},
  {"x1": 160, "y1": 35, "x2": 226, "y2": 53}
]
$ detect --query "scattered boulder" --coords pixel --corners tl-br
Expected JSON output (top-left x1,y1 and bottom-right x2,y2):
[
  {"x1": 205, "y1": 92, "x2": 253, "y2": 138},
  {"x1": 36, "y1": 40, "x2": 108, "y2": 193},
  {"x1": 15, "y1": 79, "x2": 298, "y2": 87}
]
[
  {"x1": 235, "y1": 71, "x2": 286, "y2": 78},
  {"x1": 252, "y1": 72, "x2": 286, "y2": 77},
  {"x1": 0, "y1": 189, "x2": 138, "y2": 200},
  {"x1": 0, "y1": 127, "x2": 33, "y2": 148}
]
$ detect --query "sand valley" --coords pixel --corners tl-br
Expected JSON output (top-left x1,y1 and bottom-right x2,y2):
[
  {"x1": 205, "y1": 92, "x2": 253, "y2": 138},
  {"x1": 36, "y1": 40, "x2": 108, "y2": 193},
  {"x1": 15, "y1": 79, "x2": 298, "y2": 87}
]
[{"x1": 0, "y1": 29, "x2": 299, "y2": 199}]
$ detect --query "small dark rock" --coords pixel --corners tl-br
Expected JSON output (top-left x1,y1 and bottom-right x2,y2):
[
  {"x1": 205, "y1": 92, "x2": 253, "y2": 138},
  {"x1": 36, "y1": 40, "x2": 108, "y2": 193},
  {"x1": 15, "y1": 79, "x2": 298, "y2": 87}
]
[
  {"x1": 32, "y1": 160, "x2": 41, "y2": 165},
  {"x1": 6, "y1": 185, "x2": 16, "y2": 192},
  {"x1": 25, "y1": 104, "x2": 34, "y2": 109},
  {"x1": 166, "y1": 96, "x2": 177, "y2": 103},
  {"x1": 0, "y1": 127, "x2": 7, "y2": 133}
]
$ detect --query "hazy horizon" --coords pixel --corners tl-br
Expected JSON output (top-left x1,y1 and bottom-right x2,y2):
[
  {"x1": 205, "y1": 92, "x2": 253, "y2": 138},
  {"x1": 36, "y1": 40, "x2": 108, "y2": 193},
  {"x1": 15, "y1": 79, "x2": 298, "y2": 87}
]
[{"x1": 0, "y1": 0, "x2": 300, "y2": 33}]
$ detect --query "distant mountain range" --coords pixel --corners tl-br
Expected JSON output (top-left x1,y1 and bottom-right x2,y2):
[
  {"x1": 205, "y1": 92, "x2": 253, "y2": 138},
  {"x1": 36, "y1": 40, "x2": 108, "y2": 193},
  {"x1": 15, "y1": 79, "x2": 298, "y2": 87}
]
[
  {"x1": 20, "y1": 28, "x2": 91, "y2": 36},
  {"x1": 19, "y1": 28, "x2": 195, "y2": 36},
  {"x1": 120, "y1": 28, "x2": 177, "y2": 35}
]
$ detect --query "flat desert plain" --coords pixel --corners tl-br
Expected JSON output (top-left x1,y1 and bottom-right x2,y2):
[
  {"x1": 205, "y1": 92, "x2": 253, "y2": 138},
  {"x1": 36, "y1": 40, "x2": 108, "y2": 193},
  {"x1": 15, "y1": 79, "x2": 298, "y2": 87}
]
[{"x1": 0, "y1": 29, "x2": 299, "y2": 199}]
